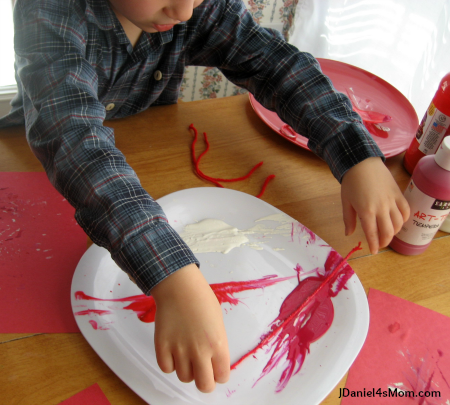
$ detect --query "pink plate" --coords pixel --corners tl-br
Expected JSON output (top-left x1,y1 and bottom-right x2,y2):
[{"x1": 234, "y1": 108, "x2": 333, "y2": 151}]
[{"x1": 249, "y1": 58, "x2": 419, "y2": 158}]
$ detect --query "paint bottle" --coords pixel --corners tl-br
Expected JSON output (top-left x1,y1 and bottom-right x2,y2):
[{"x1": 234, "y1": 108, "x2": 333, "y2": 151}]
[
  {"x1": 403, "y1": 72, "x2": 450, "y2": 174},
  {"x1": 390, "y1": 136, "x2": 450, "y2": 255}
]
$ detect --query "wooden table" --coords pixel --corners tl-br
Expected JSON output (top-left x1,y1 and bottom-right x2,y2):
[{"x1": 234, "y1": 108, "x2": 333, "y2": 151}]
[{"x1": 1, "y1": 94, "x2": 449, "y2": 404}]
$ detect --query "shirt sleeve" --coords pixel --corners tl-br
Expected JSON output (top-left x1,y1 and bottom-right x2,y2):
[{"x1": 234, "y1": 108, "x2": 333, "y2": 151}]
[
  {"x1": 13, "y1": 1, "x2": 199, "y2": 295},
  {"x1": 187, "y1": 0, "x2": 384, "y2": 183}
]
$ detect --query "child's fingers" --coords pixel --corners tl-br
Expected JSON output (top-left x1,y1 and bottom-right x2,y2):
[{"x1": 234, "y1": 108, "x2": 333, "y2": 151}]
[
  {"x1": 342, "y1": 199, "x2": 357, "y2": 236},
  {"x1": 211, "y1": 349, "x2": 230, "y2": 384},
  {"x1": 155, "y1": 345, "x2": 175, "y2": 374},
  {"x1": 391, "y1": 206, "x2": 406, "y2": 235},
  {"x1": 359, "y1": 213, "x2": 379, "y2": 254},
  {"x1": 376, "y1": 212, "x2": 395, "y2": 249},
  {"x1": 192, "y1": 356, "x2": 216, "y2": 393},
  {"x1": 174, "y1": 355, "x2": 194, "y2": 383},
  {"x1": 397, "y1": 195, "x2": 411, "y2": 223}
]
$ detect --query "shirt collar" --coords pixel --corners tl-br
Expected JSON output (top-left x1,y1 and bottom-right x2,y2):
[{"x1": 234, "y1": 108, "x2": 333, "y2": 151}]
[
  {"x1": 141, "y1": 29, "x2": 175, "y2": 48},
  {"x1": 84, "y1": 0, "x2": 178, "y2": 51},
  {"x1": 84, "y1": 0, "x2": 117, "y2": 31}
]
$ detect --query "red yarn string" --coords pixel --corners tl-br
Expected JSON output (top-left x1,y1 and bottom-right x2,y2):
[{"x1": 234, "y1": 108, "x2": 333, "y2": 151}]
[
  {"x1": 190, "y1": 124, "x2": 223, "y2": 187},
  {"x1": 230, "y1": 242, "x2": 363, "y2": 370},
  {"x1": 189, "y1": 123, "x2": 275, "y2": 197},
  {"x1": 196, "y1": 130, "x2": 264, "y2": 183},
  {"x1": 256, "y1": 174, "x2": 276, "y2": 199}
]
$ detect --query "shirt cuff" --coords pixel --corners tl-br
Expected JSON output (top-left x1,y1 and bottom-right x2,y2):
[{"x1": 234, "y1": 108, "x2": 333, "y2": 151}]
[
  {"x1": 318, "y1": 121, "x2": 385, "y2": 183},
  {"x1": 111, "y1": 221, "x2": 200, "y2": 295}
]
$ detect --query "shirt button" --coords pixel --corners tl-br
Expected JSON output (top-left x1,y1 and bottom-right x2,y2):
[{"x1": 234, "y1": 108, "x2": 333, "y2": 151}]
[
  {"x1": 105, "y1": 103, "x2": 115, "y2": 111},
  {"x1": 154, "y1": 70, "x2": 163, "y2": 81}
]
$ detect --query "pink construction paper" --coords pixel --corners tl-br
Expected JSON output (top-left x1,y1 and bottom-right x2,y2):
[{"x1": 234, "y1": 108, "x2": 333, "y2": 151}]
[
  {"x1": 342, "y1": 289, "x2": 450, "y2": 404},
  {"x1": 60, "y1": 383, "x2": 111, "y2": 405},
  {"x1": 0, "y1": 172, "x2": 86, "y2": 332}
]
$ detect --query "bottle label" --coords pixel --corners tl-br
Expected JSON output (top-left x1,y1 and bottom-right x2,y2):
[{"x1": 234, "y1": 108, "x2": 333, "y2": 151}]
[
  {"x1": 395, "y1": 180, "x2": 450, "y2": 246},
  {"x1": 416, "y1": 102, "x2": 450, "y2": 155}
]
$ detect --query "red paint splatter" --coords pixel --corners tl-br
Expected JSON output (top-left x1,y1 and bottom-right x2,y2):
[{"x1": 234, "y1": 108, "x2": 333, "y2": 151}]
[
  {"x1": 254, "y1": 275, "x2": 335, "y2": 391},
  {"x1": 89, "y1": 320, "x2": 109, "y2": 330},
  {"x1": 388, "y1": 321, "x2": 401, "y2": 333},
  {"x1": 74, "y1": 309, "x2": 112, "y2": 316},
  {"x1": 226, "y1": 388, "x2": 236, "y2": 397},
  {"x1": 394, "y1": 350, "x2": 444, "y2": 405},
  {"x1": 74, "y1": 292, "x2": 157, "y2": 323},
  {"x1": 364, "y1": 121, "x2": 390, "y2": 138},
  {"x1": 435, "y1": 350, "x2": 450, "y2": 390},
  {"x1": 210, "y1": 275, "x2": 296, "y2": 306},
  {"x1": 419, "y1": 370, "x2": 435, "y2": 405},
  {"x1": 291, "y1": 222, "x2": 316, "y2": 244},
  {"x1": 74, "y1": 244, "x2": 361, "y2": 393},
  {"x1": 231, "y1": 243, "x2": 361, "y2": 392},
  {"x1": 74, "y1": 274, "x2": 296, "y2": 324}
]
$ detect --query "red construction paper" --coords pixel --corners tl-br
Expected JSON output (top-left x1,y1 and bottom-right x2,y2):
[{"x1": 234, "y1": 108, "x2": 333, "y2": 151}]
[
  {"x1": 60, "y1": 384, "x2": 111, "y2": 405},
  {"x1": 0, "y1": 172, "x2": 86, "y2": 332},
  {"x1": 342, "y1": 289, "x2": 450, "y2": 404}
]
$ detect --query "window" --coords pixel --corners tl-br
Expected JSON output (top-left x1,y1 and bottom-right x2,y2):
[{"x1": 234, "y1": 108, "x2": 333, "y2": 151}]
[{"x1": 0, "y1": 0, "x2": 16, "y2": 92}]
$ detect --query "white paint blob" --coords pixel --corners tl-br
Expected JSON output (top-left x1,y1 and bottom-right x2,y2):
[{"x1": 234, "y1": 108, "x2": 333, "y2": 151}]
[
  {"x1": 179, "y1": 213, "x2": 311, "y2": 254},
  {"x1": 180, "y1": 219, "x2": 249, "y2": 254}
]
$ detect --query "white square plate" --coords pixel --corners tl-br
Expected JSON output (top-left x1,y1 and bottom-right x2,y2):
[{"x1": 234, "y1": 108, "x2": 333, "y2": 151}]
[{"x1": 71, "y1": 188, "x2": 369, "y2": 405}]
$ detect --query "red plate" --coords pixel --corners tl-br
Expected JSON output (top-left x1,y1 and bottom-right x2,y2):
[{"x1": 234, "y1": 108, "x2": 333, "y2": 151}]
[{"x1": 249, "y1": 58, "x2": 419, "y2": 158}]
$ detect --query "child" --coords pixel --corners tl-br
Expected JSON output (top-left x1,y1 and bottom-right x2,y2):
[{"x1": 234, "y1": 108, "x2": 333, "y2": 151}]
[{"x1": 0, "y1": 0, "x2": 409, "y2": 394}]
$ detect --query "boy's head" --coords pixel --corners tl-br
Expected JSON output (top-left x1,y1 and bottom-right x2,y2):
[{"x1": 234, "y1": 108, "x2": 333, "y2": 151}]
[{"x1": 108, "y1": 0, "x2": 205, "y2": 33}]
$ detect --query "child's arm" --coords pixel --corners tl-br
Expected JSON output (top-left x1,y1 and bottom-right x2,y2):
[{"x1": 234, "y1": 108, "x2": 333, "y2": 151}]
[
  {"x1": 10, "y1": 1, "x2": 202, "y2": 296},
  {"x1": 341, "y1": 157, "x2": 410, "y2": 253},
  {"x1": 193, "y1": 3, "x2": 409, "y2": 251},
  {"x1": 151, "y1": 264, "x2": 230, "y2": 392},
  {"x1": 9, "y1": 2, "x2": 230, "y2": 391}
]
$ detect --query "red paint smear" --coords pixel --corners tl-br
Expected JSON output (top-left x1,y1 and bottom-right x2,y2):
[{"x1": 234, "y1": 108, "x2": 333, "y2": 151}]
[
  {"x1": 74, "y1": 244, "x2": 361, "y2": 393},
  {"x1": 74, "y1": 292, "x2": 157, "y2": 323},
  {"x1": 74, "y1": 274, "x2": 296, "y2": 324},
  {"x1": 388, "y1": 321, "x2": 401, "y2": 333},
  {"x1": 419, "y1": 371, "x2": 435, "y2": 405},
  {"x1": 291, "y1": 222, "x2": 316, "y2": 244},
  {"x1": 210, "y1": 275, "x2": 296, "y2": 306},
  {"x1": 364, "y1": 121, "x2": 390, "y2": 139},
  {"x1": 434, "y1": 349, "x2": 450, "y2": 390},
  {"x1": 89, "y1": 320, "x2": 99, "y2": 329},
  {"x1": 436, "y1": 357, "x2": 450, "y2": 390},
  {"x1": 74, "y1": 309, "x2": 112, "y2": 316},
  {"x1": 226, "y1": 388, "x2": 236, "y2": 397},
  {"x1": 231, "y1": 243, "x2": 361, "y2": 392},
  {"x1": 400, "y1": 350, "x2": 442, "y2": 405},
  {"x1": 254, "y1": 276, "x2": 335, "y2": 391},
  {"x1": 388, "y1": 348, "x2": 450, "y2": 405},
  {"x1": 88, "y1": 320, "x2": 109, "y2": 330}
]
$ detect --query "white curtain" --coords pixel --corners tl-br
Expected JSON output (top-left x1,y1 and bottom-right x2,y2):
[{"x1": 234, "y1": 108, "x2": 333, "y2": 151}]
[
  {"x1": 0, "y1": 0, "x2": 15, "y2": 90},
  {"x1": 288, "y1": 0, "x2": 450, "y2": 117}
]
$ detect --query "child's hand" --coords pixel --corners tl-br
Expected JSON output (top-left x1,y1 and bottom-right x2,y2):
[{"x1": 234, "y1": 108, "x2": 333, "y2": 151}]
[
  {"x1": 151, "y1": 263, "x2": 230, "y2": 393},
  {"x1": 341, "y1": 157, "x2": 410, "y2": 254}
]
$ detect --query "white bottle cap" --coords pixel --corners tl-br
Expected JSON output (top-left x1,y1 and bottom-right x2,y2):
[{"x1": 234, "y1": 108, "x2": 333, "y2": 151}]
[
  {"x1": 440, "y1": 214, "x2": 450, "y2": 233},
  {"x1": 435, "y1": 136, "x2": 450, "y2": 171}
]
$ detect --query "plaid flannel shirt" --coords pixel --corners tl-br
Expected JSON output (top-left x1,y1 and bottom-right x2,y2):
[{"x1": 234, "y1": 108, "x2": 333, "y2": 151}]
[{"x1": 0, "y1": 0, "x2": 383, "y2": 294}]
